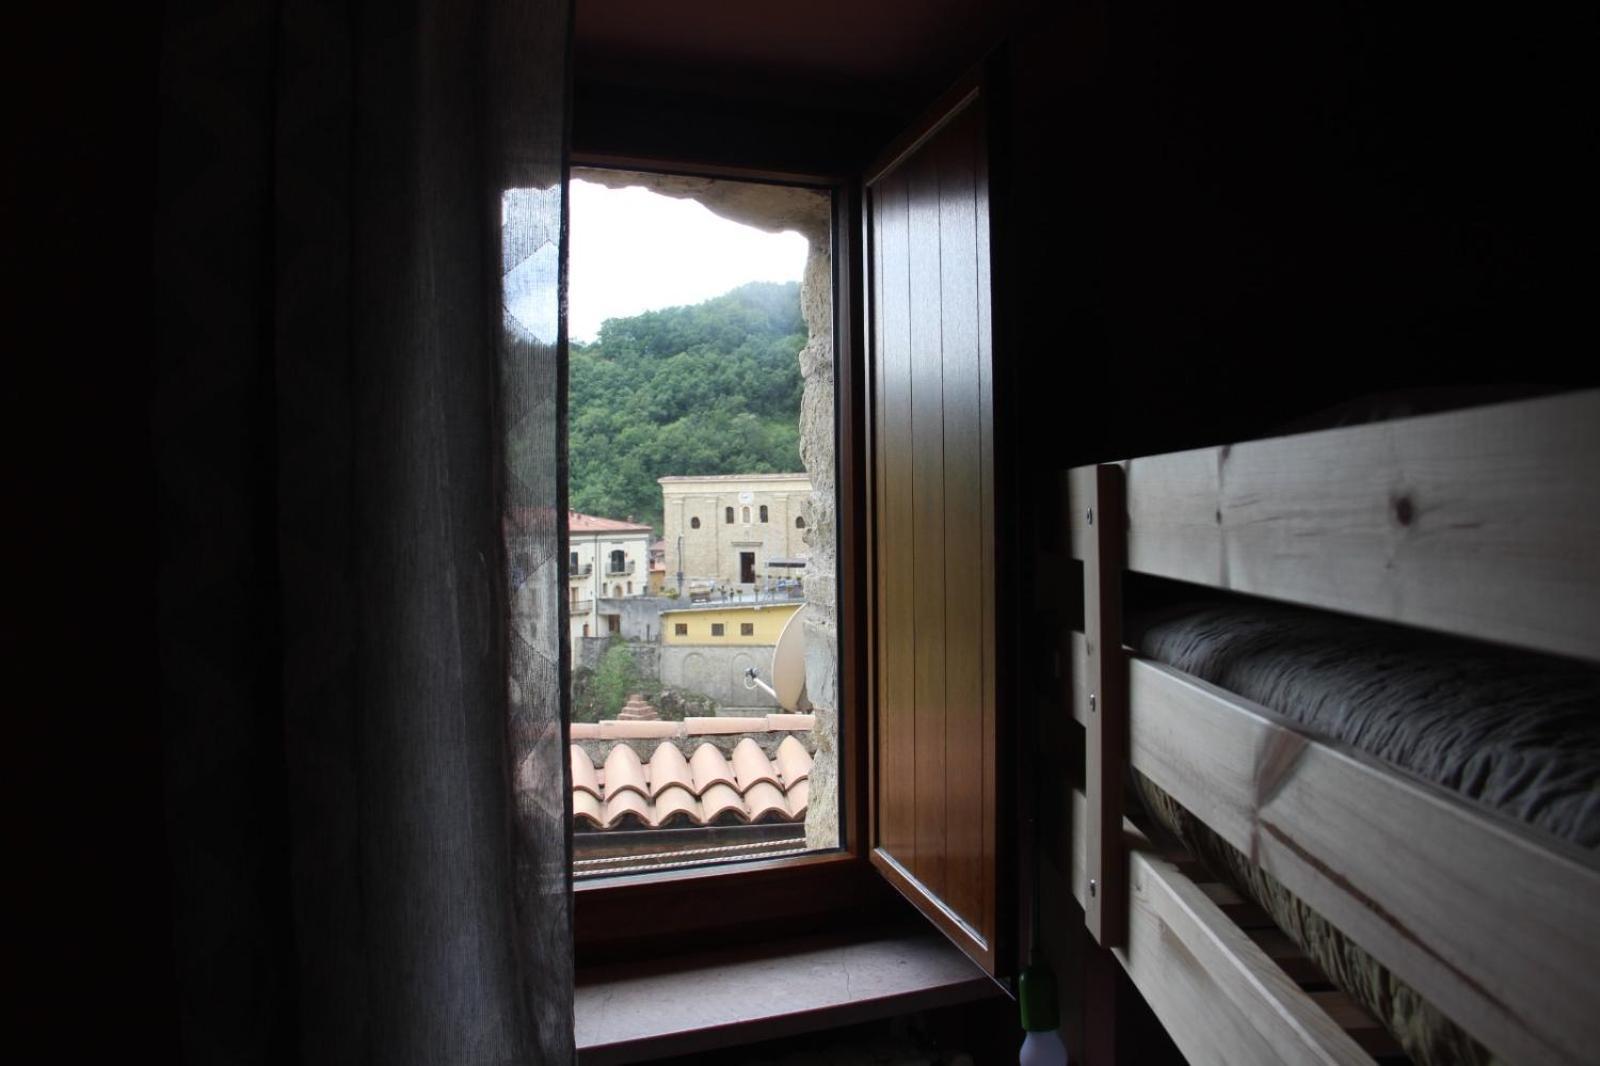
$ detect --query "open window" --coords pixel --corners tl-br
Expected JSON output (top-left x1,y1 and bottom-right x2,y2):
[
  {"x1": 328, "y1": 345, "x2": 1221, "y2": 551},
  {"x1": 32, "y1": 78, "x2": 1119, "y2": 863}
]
[
  {"x1": 563, "y1": 166, "x2": 844, "y2": 885},
  {"x1": 566, "y1": 72, "x2": 1011, "y2": 981}
]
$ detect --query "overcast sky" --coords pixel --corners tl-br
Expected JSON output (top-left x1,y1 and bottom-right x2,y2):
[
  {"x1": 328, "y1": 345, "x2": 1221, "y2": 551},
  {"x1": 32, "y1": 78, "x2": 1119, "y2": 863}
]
[{"x1": 565, "y1": 179, "x2": 809, "y2": 343}]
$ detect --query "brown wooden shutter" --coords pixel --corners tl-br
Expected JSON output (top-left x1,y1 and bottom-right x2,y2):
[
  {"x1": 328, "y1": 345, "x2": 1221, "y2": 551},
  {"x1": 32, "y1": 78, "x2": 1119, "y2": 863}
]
[{"x1": 865, "y1": 81, "x2": 1006, "y2": 975}]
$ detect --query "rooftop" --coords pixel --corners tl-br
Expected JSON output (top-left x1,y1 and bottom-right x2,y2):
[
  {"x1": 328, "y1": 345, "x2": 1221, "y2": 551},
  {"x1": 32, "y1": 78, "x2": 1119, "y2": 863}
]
[
  {"x1": 571, "y1": 735, "x2": 812, "y2": 832},
  {"x1": 569, "y1": 509, "x2": 654, "y2": 533}
]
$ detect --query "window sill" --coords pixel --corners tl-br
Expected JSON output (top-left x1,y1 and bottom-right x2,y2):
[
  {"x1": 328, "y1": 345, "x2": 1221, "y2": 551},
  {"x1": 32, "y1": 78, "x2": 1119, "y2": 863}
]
[{"x1": 574, "y1": 928, "x2": 1002, "y2": 1064}]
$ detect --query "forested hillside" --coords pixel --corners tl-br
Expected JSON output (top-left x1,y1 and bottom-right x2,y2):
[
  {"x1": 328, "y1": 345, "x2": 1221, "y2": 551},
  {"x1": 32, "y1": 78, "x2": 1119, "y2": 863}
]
[{"x1": 569, "y1": 281, "x2": 806, "y2": 532}]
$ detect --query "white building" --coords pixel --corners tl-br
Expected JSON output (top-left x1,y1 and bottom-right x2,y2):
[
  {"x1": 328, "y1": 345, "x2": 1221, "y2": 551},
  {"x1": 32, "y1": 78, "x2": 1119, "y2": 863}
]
[{"x1": 567, "y1": 511, "x2": 653, "y2": 653}]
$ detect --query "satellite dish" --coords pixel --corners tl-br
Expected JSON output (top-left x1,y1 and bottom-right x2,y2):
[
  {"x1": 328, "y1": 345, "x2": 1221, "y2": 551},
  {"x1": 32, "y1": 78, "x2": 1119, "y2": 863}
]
[{"x1": 770, "y1": 604, "x2": 809, "y2": 711}]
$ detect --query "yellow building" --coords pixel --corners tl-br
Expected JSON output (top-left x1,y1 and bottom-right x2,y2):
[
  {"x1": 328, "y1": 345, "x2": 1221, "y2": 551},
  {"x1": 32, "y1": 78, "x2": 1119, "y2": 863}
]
[{"x1": 660, "y1": 601, "x2": 802, "y2": 645}]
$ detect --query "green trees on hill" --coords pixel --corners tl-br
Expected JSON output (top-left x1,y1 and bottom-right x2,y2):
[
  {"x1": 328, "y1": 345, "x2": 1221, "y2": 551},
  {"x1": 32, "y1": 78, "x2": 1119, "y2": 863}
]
[{"x1": 569, "y1": 281, "x2": 805, "y2": 531}]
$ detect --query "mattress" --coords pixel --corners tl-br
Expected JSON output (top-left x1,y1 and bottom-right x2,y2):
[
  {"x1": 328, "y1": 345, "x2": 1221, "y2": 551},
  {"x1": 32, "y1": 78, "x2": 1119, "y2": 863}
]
[{"x1": 1128, "y1": 600, "x2": 1600, "y2": 1066}]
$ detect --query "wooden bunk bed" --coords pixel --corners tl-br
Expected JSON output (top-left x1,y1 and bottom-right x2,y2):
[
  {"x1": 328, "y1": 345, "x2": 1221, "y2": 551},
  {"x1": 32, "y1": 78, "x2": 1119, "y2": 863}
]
[{"x1": 1061, "y1": 388, "x2": 1600, "y2": 1066}]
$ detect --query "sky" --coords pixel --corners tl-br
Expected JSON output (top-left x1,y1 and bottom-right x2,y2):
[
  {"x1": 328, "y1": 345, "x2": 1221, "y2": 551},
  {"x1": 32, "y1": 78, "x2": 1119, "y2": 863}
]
[{"x1": 563, "y1": 179, "x2": 809, "y2": 343}]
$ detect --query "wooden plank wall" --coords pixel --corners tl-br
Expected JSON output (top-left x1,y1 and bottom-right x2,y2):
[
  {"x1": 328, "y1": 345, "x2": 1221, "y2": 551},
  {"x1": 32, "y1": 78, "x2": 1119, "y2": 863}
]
[{"x1": 869, "y1": 97, "x2": 998, "y2": 970}]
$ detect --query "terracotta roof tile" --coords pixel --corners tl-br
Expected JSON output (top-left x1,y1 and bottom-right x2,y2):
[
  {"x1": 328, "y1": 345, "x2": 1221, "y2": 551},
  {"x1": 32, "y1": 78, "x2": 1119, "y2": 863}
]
[
  {"x1": 743, "y1": 780, "x2": 792, "y2": 823},
  {"x1": 645, "y1": 742, "x2": 694, "y2": 798},
  {"x1": 775, "y1": 735, "x2": 812, "y2": 787},
  {"x1": 574, "y1": 789, "x2": 604, "y2": 829},
  {"x1": 571, "y1": 735, "x2": 813, "y2": 831},
  {"x1": 602, "y1": 744, "x2": 648, "y2": 801},
  {"x1": 603, "y1": 788, "x2": 652, "y2": 829},
  {"x1": 651, "y1": 785, "x2": 702, "y2": 828},
  {"x1": 787, "y1": 778, "x2": 810, "y2": 818},
  {"x1": 689, "y1": 742, "x2": 738, "y2": 794},
  {"x1": 731, "y1": 737, "x2": 781, "y2": 791},
  {"x1": 571, "y1": 747, "x2": 602, "y2": 799}
]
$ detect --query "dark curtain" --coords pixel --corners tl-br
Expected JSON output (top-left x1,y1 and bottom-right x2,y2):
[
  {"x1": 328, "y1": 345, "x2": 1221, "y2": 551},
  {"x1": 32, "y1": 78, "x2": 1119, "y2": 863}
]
[{"x1": 154, "y1": 0, "x2": 573, "y2": 1061}]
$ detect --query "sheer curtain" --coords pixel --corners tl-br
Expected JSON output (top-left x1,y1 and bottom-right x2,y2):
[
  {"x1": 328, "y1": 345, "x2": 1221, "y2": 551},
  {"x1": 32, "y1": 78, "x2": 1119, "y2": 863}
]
[{"x1": 155, "y1": 0, "x2": 573, "y2": 1061}]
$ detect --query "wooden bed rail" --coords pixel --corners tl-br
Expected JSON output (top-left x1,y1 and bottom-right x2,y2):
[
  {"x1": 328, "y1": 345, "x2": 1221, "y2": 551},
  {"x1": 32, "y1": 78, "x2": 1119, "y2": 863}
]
[
  {"x1": 1067, "y1": 789, "x2": 1379, "y2": 1066},
  {"x1": 1081, "y1": 464, "x2": 1127, "y2": 947},
  {"x1": 1063, "y1": 388, "x2": 1600, "y2": 664},
  {"x1": 1064, "y1": 635, "x2": 1600, "y2": 1066}
]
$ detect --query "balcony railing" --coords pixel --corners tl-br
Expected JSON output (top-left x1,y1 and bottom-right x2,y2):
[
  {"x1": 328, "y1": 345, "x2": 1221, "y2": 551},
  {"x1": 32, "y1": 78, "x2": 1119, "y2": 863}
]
[
  {"x1": 570, "y1": 598, "x2": 594, "y2": 615},
  {"x1": 605, "y1": 560, "x2": 636, "y2": 576},
  {"x1": 569, "y1": 563, "x2": 592, "y2": 577}
]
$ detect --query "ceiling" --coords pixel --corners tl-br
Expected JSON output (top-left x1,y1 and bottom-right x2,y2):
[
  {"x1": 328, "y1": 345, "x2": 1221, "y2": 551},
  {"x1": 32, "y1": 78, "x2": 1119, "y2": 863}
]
[{"x1": 573, "y1": 0, "x2": 1020, "y2": 112}]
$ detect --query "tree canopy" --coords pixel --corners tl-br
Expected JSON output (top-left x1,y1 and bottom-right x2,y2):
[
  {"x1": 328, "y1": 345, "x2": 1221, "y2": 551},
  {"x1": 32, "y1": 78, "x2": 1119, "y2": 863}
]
[{"x1": 569, "y1": 281, "x2": 805, "y2": 531}]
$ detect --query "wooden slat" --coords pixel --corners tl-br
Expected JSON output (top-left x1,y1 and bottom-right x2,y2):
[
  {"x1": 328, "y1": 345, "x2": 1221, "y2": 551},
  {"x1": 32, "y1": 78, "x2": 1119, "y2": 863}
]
[
  {"x1": 907, "y1": 140, "x2": 948, "y2": 897},
  {"x1": 1067, "y1": 389, "x2": 1600, "y2": 663},
  {"x1": 936, "y1": 104, "x2": 985, "y2": 927},
  {"x1": 1069, "y1": 791, "x2": 1376, "y2": 1066},
  {"x1": 1127, "y1": 657, "x2": 1600, "y2": 1066},
  {"x1": 874, "y1": 173, "x2": 917, "y2": 870},
  {"x1": 1082, "y1": 464, "x2": 1127, "y2": 946}
]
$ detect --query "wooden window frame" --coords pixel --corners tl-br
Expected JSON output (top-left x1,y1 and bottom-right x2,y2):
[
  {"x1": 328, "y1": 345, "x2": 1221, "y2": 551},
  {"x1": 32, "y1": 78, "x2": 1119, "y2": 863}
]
[
  {"x1": 571, "y1": 158, "x2": 897, "y2": 963},
  {"x1": 740, "y1": 622, "x2": 754, "y2": 636},
  {"x1": 710, "y1": 622, "x2": 725, "y2": 637}
]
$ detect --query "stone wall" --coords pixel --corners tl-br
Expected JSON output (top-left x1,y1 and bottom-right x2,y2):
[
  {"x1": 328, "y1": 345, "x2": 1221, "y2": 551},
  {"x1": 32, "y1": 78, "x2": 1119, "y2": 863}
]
[{"x1": 659, "y1": 644, "x2": 782, "y2": 710}]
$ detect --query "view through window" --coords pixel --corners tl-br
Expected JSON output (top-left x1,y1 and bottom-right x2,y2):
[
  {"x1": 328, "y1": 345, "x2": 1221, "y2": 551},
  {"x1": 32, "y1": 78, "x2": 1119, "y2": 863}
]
[{"x1": 557, "y1": 169, "x2": 838, "y2": 878}]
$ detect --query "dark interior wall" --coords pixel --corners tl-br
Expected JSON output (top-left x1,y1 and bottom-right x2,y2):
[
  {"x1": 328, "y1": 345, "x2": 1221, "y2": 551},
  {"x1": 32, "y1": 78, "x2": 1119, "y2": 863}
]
[{"x1": 1004, "y1": 0, "x2": 1593, "y2": 469}]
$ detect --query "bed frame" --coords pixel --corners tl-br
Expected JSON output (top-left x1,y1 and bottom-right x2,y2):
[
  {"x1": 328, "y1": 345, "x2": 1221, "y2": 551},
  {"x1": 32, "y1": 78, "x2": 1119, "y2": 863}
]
[{"x1": 1061, "y1": 388, "x2": 1600, "y2": 1066}]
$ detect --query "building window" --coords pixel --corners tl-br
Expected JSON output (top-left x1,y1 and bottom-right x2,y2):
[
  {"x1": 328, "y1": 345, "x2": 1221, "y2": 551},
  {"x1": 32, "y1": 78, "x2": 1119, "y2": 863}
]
[
  {"x1": 626, "y1": 581, "x2": 632, "y2": 595},
  {"x1": 740, "y1": 622, "x2": 754, "y2": 636},
  {"x1": 710, "y1": 623, "x2": 725, "y2": 637},
  {"x1": 569, "y1": 551, "x2": 579, "y2": 568},
  {"x1": 582, "y1": 624, "x2": 589, "y2": 637},
  {"x1": 691, "y1": 516, "x2": 701, "y2": 529},
  {"x1": 759, "y1": 505, "x2": 768, "y2": 523},
  {"x1": 608, "y1": 548, "x2": 625, "y2": 573},
  {"x1": 796, "y1": 515, "x2": 806, "y2": 529},
  {"x1": 607, "y1": 615, "x2": 620, "y2": 635},
  {"x1": 674, "y1": 622, "x2": 687, "y2": 636},
  {"x1": 613, "y1": 585, "x2": 622, "y2": 598},
  {"x1": 742, "y1": 505, "x2": 751, "y2": 523},
  {"x1": 725, "y1": 506, "x2": 734, "y2": 524}
]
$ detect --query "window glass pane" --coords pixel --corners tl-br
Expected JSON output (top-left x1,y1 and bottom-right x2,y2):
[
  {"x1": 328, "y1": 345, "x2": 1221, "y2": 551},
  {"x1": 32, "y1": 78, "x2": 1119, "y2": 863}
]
[{"x1": 565, "y1": 168, "x2": 837, "y2": 876}]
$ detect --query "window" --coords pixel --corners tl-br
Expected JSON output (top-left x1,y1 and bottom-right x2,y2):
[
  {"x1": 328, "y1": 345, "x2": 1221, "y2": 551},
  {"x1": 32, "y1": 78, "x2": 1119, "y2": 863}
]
[
  {"x1": 796, "y1": 515, "x2": 805, "y2": 529},
  {"x1": 608, "y1": 548, "x2": 624, "y2": 573},
  {"x1": 582, "y1": 623, "x2": 589, "y2": 637},
  {"x1": 566, "y1": 165, "x2": 839, "y2": 893},
  {"x1": 606, "y1": 615, "x2": 620, "y2": 635},
  {"x1": 570, "y1": 551, "x2": 579, "y2": 568}
]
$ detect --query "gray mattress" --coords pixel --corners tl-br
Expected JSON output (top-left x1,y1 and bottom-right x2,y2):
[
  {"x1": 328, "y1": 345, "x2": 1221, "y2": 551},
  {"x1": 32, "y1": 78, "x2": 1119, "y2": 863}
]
[
  {"x1": 1132, "y1": 599, "x2": 1600, "y2": 849},
  {"x1": 1127, "y1": 600, "x2": 1600, "y2": 1065}
]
